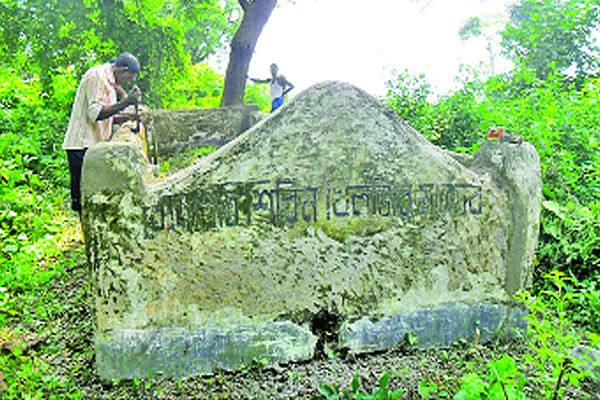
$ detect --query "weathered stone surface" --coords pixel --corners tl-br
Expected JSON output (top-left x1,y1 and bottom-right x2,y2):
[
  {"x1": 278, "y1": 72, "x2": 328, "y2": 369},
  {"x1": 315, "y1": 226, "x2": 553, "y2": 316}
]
[
  {"x1": 82, "y1": 81, "x2": 542, "y2": 379},
  {"x1": 469, "y1": 140, "x2": 542, "y2": 293},
  {"x1": 141, "y1": 105, "x2": 260, "y2": 157},
  {"x1": 341, "y1": 302, "x2": 527, "y2": 352},
  {"x1": 570, "y1": 345, "x2": 600, "y2": 383},
  {"x1": 96, "y1": 321, "x2": 317, "y2": 379},
  {"x1": 81, "y1": 141, "x2": 151, "y2": 197}
]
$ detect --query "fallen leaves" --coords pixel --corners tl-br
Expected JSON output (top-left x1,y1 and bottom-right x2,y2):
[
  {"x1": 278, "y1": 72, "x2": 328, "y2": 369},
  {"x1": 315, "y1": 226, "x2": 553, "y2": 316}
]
[
  {"x1": 0, "y1": 329, "x2": 45, "y2": 357},
  {"x1": 0, "y1": 371, "x2": 6, "y2": 390}
]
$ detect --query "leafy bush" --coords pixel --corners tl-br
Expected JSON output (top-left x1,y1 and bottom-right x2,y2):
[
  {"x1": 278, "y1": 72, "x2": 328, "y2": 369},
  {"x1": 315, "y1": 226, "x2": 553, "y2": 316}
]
[
  {"x1": 384, "y1": 67, "x2": 485, "y2": 150},
  {"x1": 454, "y1": 355, "x2": 527, "y2": 400},
  {"x1": 164, "y1": 62, "x2": 270, "y2": 112},
  {"x1": 515, "y1": 271, "x2": 600, "y2": 399},
  {"x1": 164, "y1": 62, "x2": 224, "y2": 109},
  {"x1": 539, "y1": 200, "x2": 600, "y2": 279},
  {"x1": 245, "y1": 81, "x2": 271, "y2": 113},
  {"x1": 314, "y1": 372, "x2": 404, "y2": 400},
  {"x1": 0, "y1": 67, "x2": 74, "y2": 261},
  {"x1": 384, "y1": 67, "x2": 600, "y2": 283},
  {"x1": 570, "y1": 278, "x2": 600, "y2": 333},
  {"x1": 383, "y1": 69, "x2": 435, "y2": 138},
  {"x1": 0, "y1": 67, "x2": 72, "y2": 187}
]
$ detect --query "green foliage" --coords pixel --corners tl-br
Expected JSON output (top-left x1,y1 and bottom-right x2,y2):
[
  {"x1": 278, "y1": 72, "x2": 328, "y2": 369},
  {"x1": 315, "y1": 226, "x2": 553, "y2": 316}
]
[
  {"x1": 165, "y1": 62, "x2": 225, "y2": 108},
  {"x1": 515, "y1": 271, "x2": 599, "y2": 399},
  {"x1": 459, "y1": 16, "x2": 484, "y2": 41},
  {"x1": 245, "y1": 81, "x2": 272, "y2": 113},
  {"x1": 314, "y1": 372, "x2": 404, "y2": 400},
  {"x1": 384, "y1": 68, "x2": 484, "y2": 150},
  {"x1": 0, "y1": 0, "x2": 106, "y2": 81},
  {"x1": 165, "y1": 62, "x2": 270, "y2": 111},
  {"x1": 0, "y1": 64, "x2": 77, "y2": 397},
  {"x1": 539, "y1": 200, "x2": 600, "y2": 278},
  {"x1": 432, "y1": 83, "x2": 483, "y2": 149},
  {"x1": 385, "y1": 65, "x2": 600, "y2": 283},
  {"x1": 383, "y1": 69, "x2": 434, "y2": 136},
  {"x1": 0, "y1": 67, "x2": 73, "y2": 260},
  {"x1": 418, "y1": 379, "x2": 449, "y2": 399},
  {"x1": 500, "y1": 0, "x2": 600, "y2": 79},
  {"x1": 0, "y1": 0, "x2": 238, "y2": 108},
  {"x1": 174, "y1": 0, "x2": 240, "y2": 63},
  {"x1": 570, "y1": 278, "x2": 600, "y2": 333},
  {"x1": 0, "y1": 338, "x2": 82, "y2": 399},
  {"x1": 0, "y1": 223, "x2": 86, "y2": 399},
  {"x1": 454, "y1": 355, "x2": 527, "y2": 400}
]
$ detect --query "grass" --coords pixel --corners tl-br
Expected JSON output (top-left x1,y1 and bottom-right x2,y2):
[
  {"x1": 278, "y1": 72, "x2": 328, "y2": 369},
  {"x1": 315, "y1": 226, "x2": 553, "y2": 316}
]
[{"x1": 0, "y1": 217, "x2": 88, "y2": 399}]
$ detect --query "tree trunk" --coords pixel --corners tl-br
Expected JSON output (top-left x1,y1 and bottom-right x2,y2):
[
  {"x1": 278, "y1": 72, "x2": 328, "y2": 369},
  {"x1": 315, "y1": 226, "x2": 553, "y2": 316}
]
[{"x1": 221, "y1": 0, "x2": 277, "y2": 107}]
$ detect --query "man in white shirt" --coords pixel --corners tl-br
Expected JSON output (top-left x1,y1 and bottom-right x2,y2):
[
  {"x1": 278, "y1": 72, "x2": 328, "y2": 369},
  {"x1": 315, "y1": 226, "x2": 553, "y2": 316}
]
[
  {"x1": 250, "y1": 63, "x2": 294, "y2": 112},
  {"x1": 62, "y1": 52, "x2": 142, "y2": 215}
]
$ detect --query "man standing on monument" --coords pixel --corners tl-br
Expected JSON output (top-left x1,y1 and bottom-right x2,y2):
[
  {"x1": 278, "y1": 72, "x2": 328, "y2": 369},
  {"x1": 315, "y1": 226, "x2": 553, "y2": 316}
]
[
  {"x1": 250, "y1": 63, "x2": 294, "y2": 112},
  {"x1": 62, "y1": 52, "x2": 142, "y2": 217}
]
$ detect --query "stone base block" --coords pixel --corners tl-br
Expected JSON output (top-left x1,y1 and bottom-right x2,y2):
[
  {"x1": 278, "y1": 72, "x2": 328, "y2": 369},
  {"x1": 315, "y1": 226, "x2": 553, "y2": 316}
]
[
  {"x1": 341, "y1": 302, "x2": 527, "y2": 353},
  {"x1": 96, "y1": 322, "x2": 317, "y2": 380}
]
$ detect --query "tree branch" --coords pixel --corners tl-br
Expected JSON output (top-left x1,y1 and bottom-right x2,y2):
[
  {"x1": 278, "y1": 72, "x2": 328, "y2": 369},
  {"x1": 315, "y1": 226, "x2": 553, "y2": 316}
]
[{"x1": 552, "y1": 359, "x2": 571, "y2": 400}]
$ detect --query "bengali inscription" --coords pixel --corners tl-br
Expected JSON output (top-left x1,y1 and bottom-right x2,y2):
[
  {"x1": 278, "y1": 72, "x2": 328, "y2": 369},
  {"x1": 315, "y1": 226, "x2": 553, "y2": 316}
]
[{"x1": 142, "y1": 179, "x2": 482, "y2": 236}]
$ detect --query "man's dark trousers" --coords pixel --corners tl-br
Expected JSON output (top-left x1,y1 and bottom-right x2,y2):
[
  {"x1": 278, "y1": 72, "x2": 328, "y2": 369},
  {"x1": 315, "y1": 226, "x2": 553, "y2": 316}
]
[{"x1": 66, "y1": 149, "x2": 87, "y2": 212}]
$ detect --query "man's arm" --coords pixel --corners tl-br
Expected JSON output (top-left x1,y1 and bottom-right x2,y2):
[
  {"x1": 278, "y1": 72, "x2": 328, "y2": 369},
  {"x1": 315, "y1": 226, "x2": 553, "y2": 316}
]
[
  {"x1": 249, "y1": 77, "x2": 272, "y2": 84},
  {"x1": 111, "y1": 113, "x2": 137, "y2": 124},
  {"x1": 282, "y1": 79, "x2": 294, "y2": 96},
  {"x1": 96, "y1": 86, "x2": 141, "y2": 121}
]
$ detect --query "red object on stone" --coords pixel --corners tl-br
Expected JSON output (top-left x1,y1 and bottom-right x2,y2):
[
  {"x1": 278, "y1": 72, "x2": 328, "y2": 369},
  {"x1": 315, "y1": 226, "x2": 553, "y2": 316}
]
[{"x1": 488, "y1": 127, "x2": 505, "y2": 137}]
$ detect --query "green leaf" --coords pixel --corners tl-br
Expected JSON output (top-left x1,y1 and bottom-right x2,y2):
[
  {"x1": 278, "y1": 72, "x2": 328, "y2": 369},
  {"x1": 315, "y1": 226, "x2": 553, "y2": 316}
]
[
  {"x1": 351, "y1": 373, "x2": 359, "y2": 394},
  {"x1": 418, "y1": 380, "x2": 438, "y2": 398},
  {"x1": 390, "y1": 389, "x2": 404, "y2": 399},
  {"x1": 318, "y1": 383, "x2": 338, "y2": 398},
  {"x1": 379, "y1": 372, "x2": 390, "y2": 390},
  {"x1": 543, "y1": 200, "x2": 567, "y2": 220}
]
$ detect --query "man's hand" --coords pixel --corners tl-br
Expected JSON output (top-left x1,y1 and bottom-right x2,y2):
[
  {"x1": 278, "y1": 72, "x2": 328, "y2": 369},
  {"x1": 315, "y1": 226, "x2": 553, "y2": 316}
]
[
  {"x1": 126, "y1": 85, "x2": 142, "y2": 105},
  {"x1": 97, "y1": 85, "x2": 142, "y2": 121}
]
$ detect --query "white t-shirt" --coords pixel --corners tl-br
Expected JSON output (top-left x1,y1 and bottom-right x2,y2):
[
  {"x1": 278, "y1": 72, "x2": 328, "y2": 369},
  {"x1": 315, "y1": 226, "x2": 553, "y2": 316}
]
[
  {"x1": 62, "y1": 63, "x2": 116, "y2": 150},
  {"x1": 270, "y1": 79, "x2": 284, "y2": 102}
]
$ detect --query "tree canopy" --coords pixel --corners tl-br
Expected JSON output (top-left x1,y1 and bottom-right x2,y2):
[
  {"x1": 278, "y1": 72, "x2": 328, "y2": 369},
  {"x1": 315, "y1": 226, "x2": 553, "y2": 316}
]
[
  {"x1": 500, "y1": 0, "x2": 600, "y2": 78},
  {"x1": 0, "y1": 0, "x2": 239, "y2": 107}
]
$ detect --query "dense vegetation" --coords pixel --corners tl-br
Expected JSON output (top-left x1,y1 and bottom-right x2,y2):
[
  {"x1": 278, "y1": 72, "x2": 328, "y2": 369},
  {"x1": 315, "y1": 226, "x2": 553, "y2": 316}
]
[{"x1": 1, "y1": 0, "x2": 599, "y2": 398}]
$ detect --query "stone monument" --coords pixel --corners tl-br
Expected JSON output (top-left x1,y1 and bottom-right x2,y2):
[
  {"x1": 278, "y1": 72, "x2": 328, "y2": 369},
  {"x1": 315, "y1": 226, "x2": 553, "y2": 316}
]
[{"x1": 81, "y1": 81, "x2": 542, "y2": 379}]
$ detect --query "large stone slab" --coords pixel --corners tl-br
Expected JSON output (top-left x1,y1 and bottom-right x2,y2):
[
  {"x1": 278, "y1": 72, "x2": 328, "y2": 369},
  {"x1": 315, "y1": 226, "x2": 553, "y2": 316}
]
[
  {"x1": 141, "y1": 105, "x2": 260, "y2": 158},
  {"x1": 341, "y1": 302, "x2": 527, "y2": 352},
  {"x1": 96, "y1": 322, "x2": 316, "y2": 379},
  {"x1": 82, "y1": 81, "x2": 542, "y2": 379}
]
